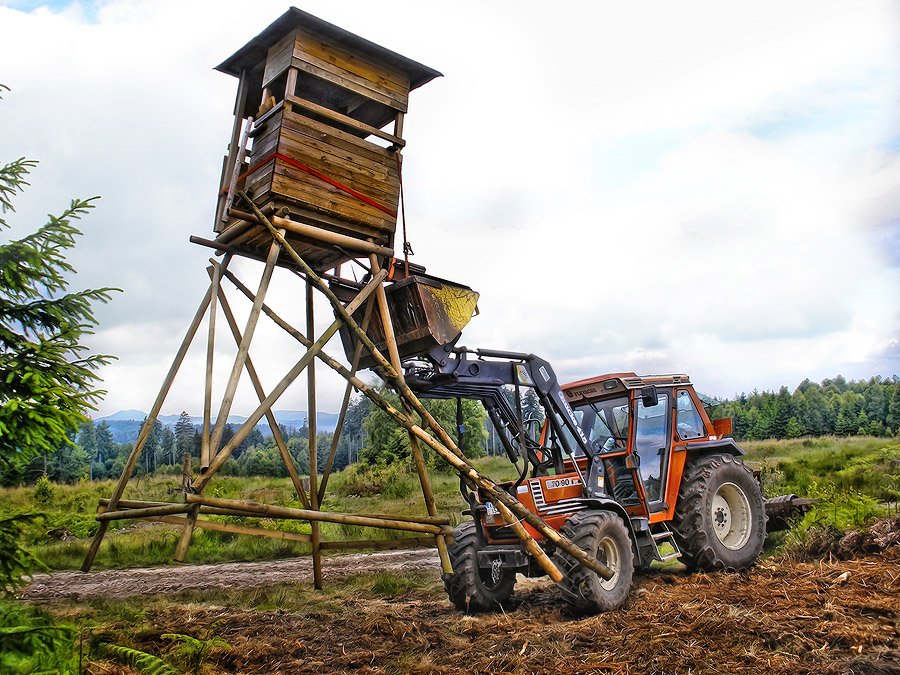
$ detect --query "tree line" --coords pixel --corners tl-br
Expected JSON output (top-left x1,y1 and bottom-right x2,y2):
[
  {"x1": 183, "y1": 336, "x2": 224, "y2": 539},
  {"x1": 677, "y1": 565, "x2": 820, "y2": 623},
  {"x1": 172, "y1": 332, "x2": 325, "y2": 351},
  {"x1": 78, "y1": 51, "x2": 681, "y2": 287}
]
[
  {"x1": 0, "y1": 384, "x2": 491, "y2": 485},
  {"x1": 0, "y1": 409, "x2": 361, "y2": 486},
  {"x1": 710, "y1": 375, "x2": 900, "y2": 441}
]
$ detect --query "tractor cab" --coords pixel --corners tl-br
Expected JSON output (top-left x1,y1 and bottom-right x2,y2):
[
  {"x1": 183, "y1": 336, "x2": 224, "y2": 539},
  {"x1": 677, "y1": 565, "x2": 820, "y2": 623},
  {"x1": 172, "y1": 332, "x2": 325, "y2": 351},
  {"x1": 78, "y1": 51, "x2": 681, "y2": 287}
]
[{"x1": 557, "y1": 373, "x2": 736, "y2": 524}]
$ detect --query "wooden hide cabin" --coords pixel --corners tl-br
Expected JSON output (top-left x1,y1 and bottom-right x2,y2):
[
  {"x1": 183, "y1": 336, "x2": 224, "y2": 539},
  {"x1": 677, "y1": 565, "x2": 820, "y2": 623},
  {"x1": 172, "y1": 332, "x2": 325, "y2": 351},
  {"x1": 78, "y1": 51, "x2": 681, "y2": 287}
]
[{"x1": 212, "y1": 7, "x2": 441, "y2": 272}]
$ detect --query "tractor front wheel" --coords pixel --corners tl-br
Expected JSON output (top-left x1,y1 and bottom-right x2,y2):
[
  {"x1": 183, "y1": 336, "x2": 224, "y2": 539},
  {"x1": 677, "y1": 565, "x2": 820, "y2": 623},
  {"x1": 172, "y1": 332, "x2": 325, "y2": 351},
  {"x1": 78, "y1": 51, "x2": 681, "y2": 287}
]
[
  {"x1": 555, "y1": 510, "x2": 634, "y2": 613},
  {"x1": 443, "y1": 521, "x2": 516, "y2": 613},
  {"x1": 672, "y1": 453, "x2": 766, "y2": 571}
]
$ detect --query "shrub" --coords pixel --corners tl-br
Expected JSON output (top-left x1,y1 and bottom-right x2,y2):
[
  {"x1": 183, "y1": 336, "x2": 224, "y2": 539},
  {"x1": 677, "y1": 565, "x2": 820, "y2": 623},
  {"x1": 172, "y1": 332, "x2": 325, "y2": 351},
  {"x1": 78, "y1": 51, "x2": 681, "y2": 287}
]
[{"x1": 32, "y1": 475, "x2": 53, "y2": 504}]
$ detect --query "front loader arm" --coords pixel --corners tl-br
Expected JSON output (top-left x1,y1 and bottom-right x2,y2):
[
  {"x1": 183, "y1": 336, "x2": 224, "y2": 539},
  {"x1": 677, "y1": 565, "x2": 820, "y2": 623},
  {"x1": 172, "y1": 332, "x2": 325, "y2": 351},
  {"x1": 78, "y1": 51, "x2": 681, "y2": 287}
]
[{"x1": 403, "y1": 344, "x2": 594, "y2": 479}]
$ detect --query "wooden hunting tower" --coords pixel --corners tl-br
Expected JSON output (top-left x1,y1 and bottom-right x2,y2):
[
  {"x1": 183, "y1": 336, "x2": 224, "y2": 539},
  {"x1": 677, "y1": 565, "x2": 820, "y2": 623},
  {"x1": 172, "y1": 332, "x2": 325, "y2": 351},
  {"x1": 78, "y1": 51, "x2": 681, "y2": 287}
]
[{"x1": 213, "y1": 7, "x2": 441, "y2": 271}]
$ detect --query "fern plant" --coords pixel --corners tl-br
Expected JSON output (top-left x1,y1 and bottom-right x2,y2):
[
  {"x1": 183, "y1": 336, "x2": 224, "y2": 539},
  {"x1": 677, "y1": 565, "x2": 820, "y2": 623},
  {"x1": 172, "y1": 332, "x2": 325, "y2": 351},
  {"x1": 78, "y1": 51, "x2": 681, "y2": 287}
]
[
  {"x1": 163, "y1": 630, "x2": 231, "y2": 675},
  {"x1": 99, "y1": 643, "x2": 180, "y2": 675}
]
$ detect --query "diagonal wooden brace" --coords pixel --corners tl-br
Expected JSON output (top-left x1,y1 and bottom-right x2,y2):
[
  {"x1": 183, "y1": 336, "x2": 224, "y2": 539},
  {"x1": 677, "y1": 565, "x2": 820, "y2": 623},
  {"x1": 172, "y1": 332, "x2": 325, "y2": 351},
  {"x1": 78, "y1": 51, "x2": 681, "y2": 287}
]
[
  {"x1": 208, "y1": 262, "x2": 311, "y2": 509},
  {"x1": 191, "y1": 268, "x2": 386, "y2": 492},
  {"x1": 81, "y1": 282, "x2": 215, "y2": 572}
]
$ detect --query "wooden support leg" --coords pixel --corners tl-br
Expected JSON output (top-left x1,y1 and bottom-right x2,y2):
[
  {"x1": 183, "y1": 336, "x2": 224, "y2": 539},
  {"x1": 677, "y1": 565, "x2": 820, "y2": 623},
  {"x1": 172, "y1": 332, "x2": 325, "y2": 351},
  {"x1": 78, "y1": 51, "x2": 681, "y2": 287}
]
[
  {"x1": 173, "y1": 504, "x2": 200, "y2": 562},
  {"x1": 81, "y1": 282, "x2": 214, "y2": 572},
  {"x1": 306, "y1": 284, "x2": 323, "y2": 590},
  {"x1": 234, "y1": 198, "x2": 612, "y2": 581},
  {"x1": 208, "y1": 235, "x2": 282, "y2": 459},
  {"x1": 317, "y1": 296, "x2": 375, "y2": 502},
  {"x1": 209, "y1": 264, "x2": 311, "y2": 509},
  {"x1": 201, "y1": 256, "x2": 230, "y2": 470},
  {"x1": 368, "y1": 254, "x2": 452, "y2": 575},
  {"x1": 306, "y1": 288, "x2": 322, "y2": 577}
]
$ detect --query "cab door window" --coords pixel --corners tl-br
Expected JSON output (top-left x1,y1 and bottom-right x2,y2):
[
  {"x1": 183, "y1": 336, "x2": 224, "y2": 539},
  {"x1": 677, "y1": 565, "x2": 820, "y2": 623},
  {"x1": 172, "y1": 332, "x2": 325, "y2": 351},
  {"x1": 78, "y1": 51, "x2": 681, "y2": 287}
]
[{"x1": 634, "y1": 393, "x2": 669, "y2": 502}]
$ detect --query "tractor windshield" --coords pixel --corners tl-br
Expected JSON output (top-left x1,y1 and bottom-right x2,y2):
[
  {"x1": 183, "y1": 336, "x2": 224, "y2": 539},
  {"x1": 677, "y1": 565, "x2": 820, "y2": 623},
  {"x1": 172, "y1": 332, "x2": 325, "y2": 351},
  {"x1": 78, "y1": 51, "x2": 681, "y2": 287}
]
[
  {"x1": 579, "y1": 396, "x2": 629, "y2": 449},
  {"x1": 556, "y1": 395, "x2": 629, "y2": 455}
]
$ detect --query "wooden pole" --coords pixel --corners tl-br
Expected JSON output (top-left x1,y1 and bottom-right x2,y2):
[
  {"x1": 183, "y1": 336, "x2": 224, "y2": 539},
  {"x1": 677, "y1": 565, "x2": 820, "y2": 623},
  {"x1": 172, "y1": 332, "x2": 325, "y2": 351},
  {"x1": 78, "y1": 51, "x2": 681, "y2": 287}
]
[
  {"x1": 221, "y1": 115, "x2": 254, "y2": 223},
  {"x1": 184, "y1": 495, "x2": 453, "y2": 535},
  {"x1": 317, "y1": 295, "x2": 375, "y2": 502},
  {"x1": 152, "y1": 515, "x2": 312, "y2": 543},
  {"x1": 98, "y1": 499, "x2": 170, "y2": 509},
  {"x1": 95, "y1": 504, "x2": 193, "y2": 521},
  {"x1": 368, "y1": 253, "x2": 452, "y2": 575},
  {"x1": 227, "y1": 209, "x2": 394, "y2": 257},
  {"x1": 98, "y1": 499, "x2": 448, "y2": 527},
  {"x1": 229, "y1": 199, "x2": 586, "y2": 579},
  {"x1": 282, "y1": 345, "x2": 608, "y2": 581},
  {"x1": 321, "y1": 538, "x2": 435, "y2": 551},
  {"x1": 174, "y1": 444, "x2": 198, "y2": 561},
  {"x1": 306, "y1": 282, "x2": 323, "y2": 590},
  {"x1": 210, "y1": 265, "x2": 311, "y2": 509},
  {"x1": 215, "y1": 68, "x2": 250, "y2": 228},
  {"x1": 208, "y1": 235, "x2": 282, "y2": 459},
  {"x1": 201, "y1": 257, "x2": 229, "y2": 470},
  {"x1": 81, "y1": 282, "x2": 214, "y2": 572},
  {"x1": 235, "y1": 195, "x2": 612, "y2": 581},
  {"x1": 192, "y1": 270, "x2": 384, "y2": 492}
]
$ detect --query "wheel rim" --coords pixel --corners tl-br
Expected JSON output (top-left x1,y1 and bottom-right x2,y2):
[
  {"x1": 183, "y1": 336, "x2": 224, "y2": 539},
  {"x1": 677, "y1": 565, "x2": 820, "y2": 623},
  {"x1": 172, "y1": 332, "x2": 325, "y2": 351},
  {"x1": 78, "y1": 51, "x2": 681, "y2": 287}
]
[
  {"x1": 711, "y1": 482, "x2": 752, "y2": 550},
  {"x1": 596, "y1": 535, "x2": 621, "y2": 590}
]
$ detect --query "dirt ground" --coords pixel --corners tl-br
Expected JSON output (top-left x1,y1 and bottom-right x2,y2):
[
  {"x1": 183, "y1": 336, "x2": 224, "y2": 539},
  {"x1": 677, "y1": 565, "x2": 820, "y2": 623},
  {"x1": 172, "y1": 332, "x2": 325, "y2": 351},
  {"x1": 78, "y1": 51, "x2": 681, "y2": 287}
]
[
  {"x1": 21, "y1": 549, "x2": 442, "y2": 602},
  {"x1": 22, "y1": 544, "x2": 900, "y2": 675}
]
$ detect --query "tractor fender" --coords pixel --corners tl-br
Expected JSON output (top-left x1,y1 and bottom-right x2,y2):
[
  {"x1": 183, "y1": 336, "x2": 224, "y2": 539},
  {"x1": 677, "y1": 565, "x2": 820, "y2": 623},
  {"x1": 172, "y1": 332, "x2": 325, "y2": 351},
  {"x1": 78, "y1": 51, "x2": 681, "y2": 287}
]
[
  {"x1": 683, "y1": 437, "x2": 745, "y2": 457},
  {"x1": 573, "y1": 497, "x2": 644, "y2": 566}
]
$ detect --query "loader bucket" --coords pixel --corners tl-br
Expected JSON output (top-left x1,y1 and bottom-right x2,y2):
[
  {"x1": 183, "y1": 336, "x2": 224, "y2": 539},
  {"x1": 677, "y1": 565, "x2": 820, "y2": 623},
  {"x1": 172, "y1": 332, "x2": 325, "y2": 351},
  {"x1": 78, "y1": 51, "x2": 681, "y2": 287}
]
[{"x1": 331, "y1": 274, "x2": 479, "y2": 369}]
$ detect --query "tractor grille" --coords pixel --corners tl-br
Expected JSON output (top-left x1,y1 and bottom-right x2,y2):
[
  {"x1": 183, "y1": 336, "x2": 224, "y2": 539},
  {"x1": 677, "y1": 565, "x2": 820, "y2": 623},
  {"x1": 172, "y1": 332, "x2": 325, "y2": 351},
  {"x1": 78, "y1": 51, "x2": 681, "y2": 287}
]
[{"x1": 528, "y1": 478, "x2": 586, "y2": 518}]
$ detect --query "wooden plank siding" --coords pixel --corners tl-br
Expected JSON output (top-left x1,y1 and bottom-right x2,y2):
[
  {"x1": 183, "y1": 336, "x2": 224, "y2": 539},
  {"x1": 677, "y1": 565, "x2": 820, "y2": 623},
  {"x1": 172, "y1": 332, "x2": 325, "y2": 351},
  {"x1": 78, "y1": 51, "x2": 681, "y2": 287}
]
[
  {"x1": 293, "y1": 26, "x2": 410, "y2": 96},
  {"x1": 263, "y1": 32, "x2": 295, "y2": 87},
  {"x1": 284, "y1": 94, "x2": 405, "y2": 147},
  {"x1": 263, "y1": 29, "x2": 409, "y2": 115},
  {"x1": 244, "y1": 107, "x2": 399, "y2": 235}
]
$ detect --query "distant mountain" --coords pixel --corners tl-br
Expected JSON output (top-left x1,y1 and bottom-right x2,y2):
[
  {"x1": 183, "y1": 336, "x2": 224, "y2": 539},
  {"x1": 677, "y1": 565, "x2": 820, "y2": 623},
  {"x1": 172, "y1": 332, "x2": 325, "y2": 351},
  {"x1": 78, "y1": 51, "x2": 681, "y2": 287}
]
[
  {"x1": 96, "y1": 410, "x2": 340, "y2": 444},
  {"x1": 101, "y1": 409, "x2": 149, "y2": 421}
]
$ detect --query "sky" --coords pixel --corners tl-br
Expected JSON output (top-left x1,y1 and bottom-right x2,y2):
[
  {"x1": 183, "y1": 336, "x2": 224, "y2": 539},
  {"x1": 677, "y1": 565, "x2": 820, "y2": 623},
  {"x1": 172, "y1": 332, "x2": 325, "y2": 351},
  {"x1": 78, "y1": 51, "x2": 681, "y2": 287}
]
[{"x1": 0, "y1": 0, "x2": 898, "y2": 419}]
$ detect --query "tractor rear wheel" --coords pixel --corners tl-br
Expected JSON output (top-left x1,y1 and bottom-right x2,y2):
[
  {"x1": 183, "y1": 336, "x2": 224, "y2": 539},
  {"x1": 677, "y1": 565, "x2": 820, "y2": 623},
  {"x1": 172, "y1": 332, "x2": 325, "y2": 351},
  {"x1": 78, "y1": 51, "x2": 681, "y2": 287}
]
[
  {"x1": 443, "y1": 521, "x2": 516, "y2": 613},
  {"x1": 672, "y1": 453, "x2": 766, "y2": 571},
  {"x1": 555, "y1": 511, "x2": 634, "y2": 613}
]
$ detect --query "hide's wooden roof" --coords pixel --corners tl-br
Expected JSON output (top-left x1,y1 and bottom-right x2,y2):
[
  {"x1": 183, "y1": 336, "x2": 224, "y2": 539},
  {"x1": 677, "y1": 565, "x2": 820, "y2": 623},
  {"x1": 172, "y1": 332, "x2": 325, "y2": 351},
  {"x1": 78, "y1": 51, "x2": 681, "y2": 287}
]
[{"x1": 216, "y1": 7, "x2": 442, "y2": 91}]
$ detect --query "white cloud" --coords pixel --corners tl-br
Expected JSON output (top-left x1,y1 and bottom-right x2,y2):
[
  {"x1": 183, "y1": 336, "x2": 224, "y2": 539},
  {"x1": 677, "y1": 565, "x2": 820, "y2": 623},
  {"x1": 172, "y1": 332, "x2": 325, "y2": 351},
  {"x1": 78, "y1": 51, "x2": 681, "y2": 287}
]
[{"x1": 0, "y1": 0, "x2": 897, "y2": 418}]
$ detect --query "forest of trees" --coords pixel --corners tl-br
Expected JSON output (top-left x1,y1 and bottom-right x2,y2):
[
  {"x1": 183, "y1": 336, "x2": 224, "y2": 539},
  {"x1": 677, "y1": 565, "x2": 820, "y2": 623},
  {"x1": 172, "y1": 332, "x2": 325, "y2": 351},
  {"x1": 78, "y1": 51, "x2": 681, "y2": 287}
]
[
  {"x1": 710, "y1": 375, "x2": 900, "y2": 441},
  {"x1": 0, "y1": 387, "x2": 490, "y2": 485},
  {"x1": 0, "y1": 407, "x2": 361, "y2": 486}
]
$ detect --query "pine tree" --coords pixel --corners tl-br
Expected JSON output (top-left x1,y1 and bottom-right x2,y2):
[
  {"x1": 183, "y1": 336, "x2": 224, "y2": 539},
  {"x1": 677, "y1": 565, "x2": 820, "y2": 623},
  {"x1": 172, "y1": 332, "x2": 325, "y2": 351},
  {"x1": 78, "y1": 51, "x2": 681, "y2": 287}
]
[
  {"x1": 0, "y1": 84, "x2": 117, "y2": 594},
  {"x1": 95, "y1": 420, "x2": 114, "y2": 465},
  {"x1": 174, "y1": 411, "x2": 195, "y2": 460},
  {"x1": 0, "y1": 110, "x2": 117, "y2": 466},
  {"x1": 160, "y1": 426, "x2": 176, "y2": 466}
]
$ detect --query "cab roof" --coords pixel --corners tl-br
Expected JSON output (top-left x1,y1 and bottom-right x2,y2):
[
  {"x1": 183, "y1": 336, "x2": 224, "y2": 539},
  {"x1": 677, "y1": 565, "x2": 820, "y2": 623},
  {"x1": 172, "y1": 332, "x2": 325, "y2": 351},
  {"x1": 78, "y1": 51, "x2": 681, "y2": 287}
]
[{"x1": 562, "y1": 373, "x2": 692, "y2": 404}]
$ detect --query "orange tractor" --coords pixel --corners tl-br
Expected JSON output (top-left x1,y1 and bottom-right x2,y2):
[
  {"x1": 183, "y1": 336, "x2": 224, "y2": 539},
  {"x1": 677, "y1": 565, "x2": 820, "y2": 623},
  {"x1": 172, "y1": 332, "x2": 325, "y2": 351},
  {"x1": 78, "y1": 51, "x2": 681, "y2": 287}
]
[{"x1": 405, "y1": 345, "x2": 770, "y2": 612}]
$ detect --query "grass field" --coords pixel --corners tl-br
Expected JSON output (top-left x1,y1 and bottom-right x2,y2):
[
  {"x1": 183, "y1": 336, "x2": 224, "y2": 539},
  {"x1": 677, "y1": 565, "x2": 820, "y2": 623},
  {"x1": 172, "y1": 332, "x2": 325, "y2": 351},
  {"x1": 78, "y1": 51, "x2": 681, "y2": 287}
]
[
  {"x1": 2, "y1": 438, "x2": 897, "y2": 571},
  {"x1": 2, "y1": 455, "x2": 521, "y2": 571},
  {"x1": 742, "y1": 436, "x2": 900, "y2": 529}
]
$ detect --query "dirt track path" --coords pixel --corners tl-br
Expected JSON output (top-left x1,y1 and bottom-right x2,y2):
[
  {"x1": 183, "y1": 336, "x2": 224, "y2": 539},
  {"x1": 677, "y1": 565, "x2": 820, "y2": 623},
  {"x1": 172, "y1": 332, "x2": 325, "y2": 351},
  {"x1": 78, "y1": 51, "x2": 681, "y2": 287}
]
[{"x1": 21, "y1": 549, "x2": 440, "y2": 602}]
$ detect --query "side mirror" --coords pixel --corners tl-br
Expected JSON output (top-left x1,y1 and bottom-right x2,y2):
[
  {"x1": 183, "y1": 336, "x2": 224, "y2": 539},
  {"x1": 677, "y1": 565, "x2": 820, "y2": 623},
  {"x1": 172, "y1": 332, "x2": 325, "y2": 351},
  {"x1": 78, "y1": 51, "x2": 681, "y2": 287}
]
[{"x1": 640, "y1": 385, "x2": 659, "y2": 409}]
